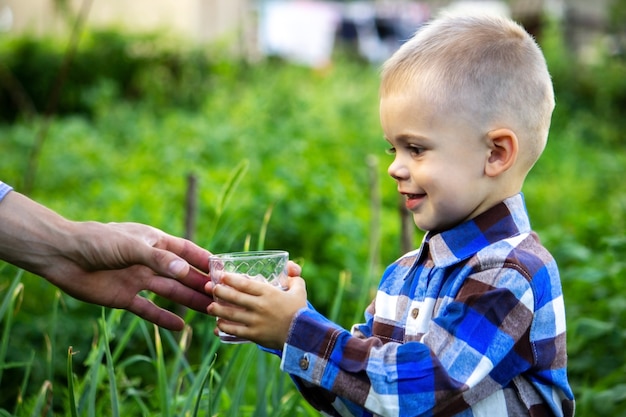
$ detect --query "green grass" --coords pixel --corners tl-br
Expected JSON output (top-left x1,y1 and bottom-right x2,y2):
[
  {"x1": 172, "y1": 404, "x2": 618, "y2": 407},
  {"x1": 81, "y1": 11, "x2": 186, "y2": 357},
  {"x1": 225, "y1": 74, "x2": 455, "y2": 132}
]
[{"x1": 1, "y1": 269, "x2": 324, "y2": 416}]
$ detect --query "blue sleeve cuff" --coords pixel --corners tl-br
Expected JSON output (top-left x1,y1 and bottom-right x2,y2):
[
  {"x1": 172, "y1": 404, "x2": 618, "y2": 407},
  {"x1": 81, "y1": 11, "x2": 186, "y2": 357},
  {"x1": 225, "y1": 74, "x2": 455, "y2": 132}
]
[
  {"x1": 280, "y1": 307, "x2": 346, "y2": 387},
  {"x1": 0, "y1": 181, "x2": 13, "y2": 202}
]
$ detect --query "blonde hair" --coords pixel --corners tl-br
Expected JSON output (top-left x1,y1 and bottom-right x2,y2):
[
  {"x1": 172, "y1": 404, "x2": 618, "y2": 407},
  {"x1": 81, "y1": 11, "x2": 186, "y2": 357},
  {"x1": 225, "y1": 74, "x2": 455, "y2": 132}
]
[{"x1": 380, "y1": 13, "x2": 555, "y2": 171}]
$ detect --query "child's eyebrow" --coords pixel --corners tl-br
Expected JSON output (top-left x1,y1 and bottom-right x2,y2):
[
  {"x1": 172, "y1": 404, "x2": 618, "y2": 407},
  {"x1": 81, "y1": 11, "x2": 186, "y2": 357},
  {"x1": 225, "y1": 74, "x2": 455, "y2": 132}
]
[{"x1": 391, "y1": 133, "x2": 429, "y2": 144}]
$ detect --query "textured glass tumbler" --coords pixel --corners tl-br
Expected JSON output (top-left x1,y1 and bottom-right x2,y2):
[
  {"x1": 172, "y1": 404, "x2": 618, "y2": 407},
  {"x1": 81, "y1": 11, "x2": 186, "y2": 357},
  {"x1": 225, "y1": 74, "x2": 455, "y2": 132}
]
[{"x1": 209, "y1": 250, "x2": 289, "y2": 343}]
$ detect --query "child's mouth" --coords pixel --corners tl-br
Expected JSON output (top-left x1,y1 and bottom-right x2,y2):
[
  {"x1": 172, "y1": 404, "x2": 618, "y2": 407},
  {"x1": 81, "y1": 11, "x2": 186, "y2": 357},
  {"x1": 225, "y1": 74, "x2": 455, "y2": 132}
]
[{"x1": 404, "y1": 193, "x2": 425, "y2": 210}]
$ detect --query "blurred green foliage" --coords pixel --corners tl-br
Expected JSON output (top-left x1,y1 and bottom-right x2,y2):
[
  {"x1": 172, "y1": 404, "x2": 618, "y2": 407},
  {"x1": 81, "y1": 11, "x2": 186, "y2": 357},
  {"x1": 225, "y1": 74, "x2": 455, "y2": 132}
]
[{"x1": 1, "y1": 16, "x2": 625, "y2": 415}]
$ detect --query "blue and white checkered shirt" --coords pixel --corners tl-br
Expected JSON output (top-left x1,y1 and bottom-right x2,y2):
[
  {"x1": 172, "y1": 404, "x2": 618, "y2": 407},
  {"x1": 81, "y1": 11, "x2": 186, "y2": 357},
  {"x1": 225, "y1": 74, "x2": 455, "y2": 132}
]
[
  {"x1": 0, "y1": 181, "x2": 13, "y2": 202},
  {"x1": 278, "y1": 193, "x2": 574, "y2": 416}
]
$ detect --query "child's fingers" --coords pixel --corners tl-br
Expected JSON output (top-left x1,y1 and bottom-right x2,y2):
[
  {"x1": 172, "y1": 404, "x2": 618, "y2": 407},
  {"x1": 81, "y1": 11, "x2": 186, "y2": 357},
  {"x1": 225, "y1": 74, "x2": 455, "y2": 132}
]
[
  {"x1": 286, "y1": 276, "x2": 307, "y2": 294},
  {"x1": 207, "y1": 298, "x2": 248, "y2": 323},
  {"x1": 287, "y1": 261, "x2": 302, "y2": 277},
  {"x1": 211, "y1": 278, "x2": 269, "y2": 311},
  {"x1": 221, "y1": 272, "x2": 274, "y2": 296},
  {"x1": 212, "y1": 283, "x2": 250, "y2": 308},
  {"x1": 216, "y1": 317, "x2": 248, "y2": 339}
]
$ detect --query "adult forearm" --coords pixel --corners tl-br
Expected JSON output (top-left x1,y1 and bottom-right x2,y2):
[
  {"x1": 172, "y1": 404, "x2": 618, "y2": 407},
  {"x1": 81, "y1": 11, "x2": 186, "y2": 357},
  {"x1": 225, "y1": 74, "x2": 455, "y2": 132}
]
[{"x1": 0, "y1": 191, "x2": 78, "y2": 277}]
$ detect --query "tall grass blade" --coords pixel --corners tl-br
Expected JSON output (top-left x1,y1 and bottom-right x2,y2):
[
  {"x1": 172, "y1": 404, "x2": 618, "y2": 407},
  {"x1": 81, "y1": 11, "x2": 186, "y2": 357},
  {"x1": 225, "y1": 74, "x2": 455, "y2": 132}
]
[
  {"x1": 44, "y1": 290, "x2": 62, "y2": 412},
  {"x1": 0, "y1": 269, "x2": 23, "y2": 318},
  {"x1": 67, "y1": 346, "x2": 79, "y2": 417},
  {"x1": 116, "y1": 354, "x2": 153, "y2": 413},
  {"x1": 75, "y1": 308, "x2": 123, "y2": 416},
  {"x1": 13, "y1": 350, "x2": 36, "y2": 416},
  {"x1": 256, "y1": 355, "x2": 293, "y2": 417},
  {"x1": 30, "y1": 380, "x2": 52, "y2": 417},
  {"x1": 256, "y1": 204, "x2": 274, "y2": 251},
  {"x1": 111, "y1": 308, "x2": 144, "y2": 362},
  {"x1": 101, "y1": 311, "x2": 120, "y2": 417},
  {"x1": 209, "y1": 345, "x2": 246, "y2": 416},
  {"x1": 77, "y1": 317, "x2": 106, "y2": 417},
  {"x1": 0, "y1": 271, "x2": 23, "y2": 386},
  {"x1": 227, "y1": 345, "x2": 256, "y2": 417},
  {"x1": 165, "y1": 324, "x2": 192, "y2": 397},
  {"x1": 191, "y1": 353, "x2": 218, "y2": 417},
  {"x1": 254, "y1": 351, "x2": 268, "y2": 417},
  {"x1": 329, "y1": 271, "x2": 349, "y2": 323},
  {"x1": 207, "y1": 159, "x2": 250, "y2": 242},
  {"x1": 174, "y1": 326, "x2": 222, "y2": 413},
  {"x1": 154, "y1": 325, "x2": 171, "y2": 417},
  {"x1": 272, "y1": 389, "x2": 315, "y2": 417},
  {"x1": 216, "y1": 159, "x2": 249, "y2": 216},
  {"x1": 243, "y1": 234, "x2": 251, "y2": 251}
]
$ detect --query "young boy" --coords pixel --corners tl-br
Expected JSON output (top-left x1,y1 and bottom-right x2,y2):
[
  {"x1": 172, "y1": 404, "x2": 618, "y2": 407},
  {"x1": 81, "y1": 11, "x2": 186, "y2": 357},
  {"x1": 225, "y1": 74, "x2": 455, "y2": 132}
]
[{"x1": 207, "y1": 12, "x2": 575, "y2": 417}]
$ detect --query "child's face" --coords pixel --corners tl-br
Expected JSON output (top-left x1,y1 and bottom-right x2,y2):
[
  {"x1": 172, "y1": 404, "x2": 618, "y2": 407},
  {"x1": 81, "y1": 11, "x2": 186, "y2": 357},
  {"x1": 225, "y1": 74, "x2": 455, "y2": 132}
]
[{"x1": 380, "y1": 92, "x2": 495, "y2": 232}]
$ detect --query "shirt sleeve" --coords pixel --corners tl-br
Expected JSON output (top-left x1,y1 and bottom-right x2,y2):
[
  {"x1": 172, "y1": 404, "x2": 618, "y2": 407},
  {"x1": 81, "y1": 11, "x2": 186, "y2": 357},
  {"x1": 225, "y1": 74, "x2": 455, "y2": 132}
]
[
  {"x1": 280, "y1": 266, "x2": 536, "y2": 417},
  {"x1": 0, "y1": 181, "x2": 13, "y2": 202}
]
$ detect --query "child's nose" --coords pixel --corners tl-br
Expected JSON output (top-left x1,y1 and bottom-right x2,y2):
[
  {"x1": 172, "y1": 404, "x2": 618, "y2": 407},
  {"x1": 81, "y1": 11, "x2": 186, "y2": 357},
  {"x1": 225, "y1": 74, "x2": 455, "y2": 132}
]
[{"x1": 388, "y1": 159, "x2": 409, "y2": 181}]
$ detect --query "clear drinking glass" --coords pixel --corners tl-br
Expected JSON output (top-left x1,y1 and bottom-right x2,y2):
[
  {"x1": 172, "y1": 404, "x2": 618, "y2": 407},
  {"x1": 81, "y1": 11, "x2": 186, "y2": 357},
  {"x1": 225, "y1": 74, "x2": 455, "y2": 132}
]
[{"x1": 209, "y1": 250, "x2": 289, "y2": 343}]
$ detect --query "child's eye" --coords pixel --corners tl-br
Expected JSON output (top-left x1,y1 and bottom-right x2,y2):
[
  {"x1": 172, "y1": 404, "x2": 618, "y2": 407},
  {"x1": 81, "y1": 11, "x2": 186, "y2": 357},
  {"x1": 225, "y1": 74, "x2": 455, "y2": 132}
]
[
  {"x1": 407, "y1": 145, "x2": 424, "y2": 156},
  {"x1": 385, "y1": 147, "x2": 396, "y2": 155}
]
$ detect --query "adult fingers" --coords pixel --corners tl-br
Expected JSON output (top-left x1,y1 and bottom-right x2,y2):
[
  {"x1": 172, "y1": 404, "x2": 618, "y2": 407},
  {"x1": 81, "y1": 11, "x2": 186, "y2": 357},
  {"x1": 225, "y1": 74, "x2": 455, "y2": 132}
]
[
  {"x1": 142, "y1": 243, "x2": 211, "y2": 292},
  {"x1": 147, "y1": 276, "x2": 213, "y2": 313},
  {"x1": 110, "y1": 222, "x2": 211, "y2": 278},
  {"x1": 150, "y1": 247, "x2": 192, "y2": 279},
  {"x1": 126, "y1": 295, "x2": 185, "y2": 331},
  {"x1": 151, "y1": 230, "x2": 211, "y2": 273},
  {"x1": 176, "y1": 264, "x2": 211, "y2": 292}
]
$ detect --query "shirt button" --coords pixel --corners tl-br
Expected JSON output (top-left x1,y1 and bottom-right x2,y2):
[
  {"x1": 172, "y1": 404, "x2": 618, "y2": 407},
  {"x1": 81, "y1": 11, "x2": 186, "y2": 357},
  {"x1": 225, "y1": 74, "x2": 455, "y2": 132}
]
[
  {"x1": 411, "y1": 308, "x2": 419, "y2": 319},
  {"x1": 299, "y1": 354, "x2": 310, "y2": 371}
]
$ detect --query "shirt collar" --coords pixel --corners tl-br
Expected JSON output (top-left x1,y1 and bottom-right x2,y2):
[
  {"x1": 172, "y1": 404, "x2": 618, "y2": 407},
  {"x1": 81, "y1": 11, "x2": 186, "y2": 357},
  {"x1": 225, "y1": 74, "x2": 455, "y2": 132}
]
[{"x1": 423, "y1": 193, "x2": 531, "y2": 268}]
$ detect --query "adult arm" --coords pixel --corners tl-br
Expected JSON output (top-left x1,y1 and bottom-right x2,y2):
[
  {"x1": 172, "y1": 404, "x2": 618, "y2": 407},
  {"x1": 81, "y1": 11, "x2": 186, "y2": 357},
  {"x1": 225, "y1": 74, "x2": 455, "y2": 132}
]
[{"x1": 0, "y1": 188, "x2": 213, "y2": 331}]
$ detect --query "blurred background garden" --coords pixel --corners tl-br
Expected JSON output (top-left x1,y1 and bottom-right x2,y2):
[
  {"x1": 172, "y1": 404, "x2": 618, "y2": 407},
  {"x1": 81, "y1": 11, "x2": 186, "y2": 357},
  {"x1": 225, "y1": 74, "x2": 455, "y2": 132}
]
[{"x1": 1, "y1": 0, "x2": 625, "y2": 415}]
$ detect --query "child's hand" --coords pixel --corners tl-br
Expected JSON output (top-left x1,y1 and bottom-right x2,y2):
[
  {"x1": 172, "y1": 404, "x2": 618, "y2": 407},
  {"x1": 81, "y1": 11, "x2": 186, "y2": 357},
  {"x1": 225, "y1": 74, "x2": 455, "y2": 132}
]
[{"x1": 206, "y1": 264, "x2": 307, "y2": 350}]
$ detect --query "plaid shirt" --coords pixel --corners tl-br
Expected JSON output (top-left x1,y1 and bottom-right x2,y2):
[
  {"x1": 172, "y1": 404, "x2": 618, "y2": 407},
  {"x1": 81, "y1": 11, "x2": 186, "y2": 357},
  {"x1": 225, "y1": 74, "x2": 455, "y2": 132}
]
[
  {"x1": 279, "y1": 194, "x2": 574, "y2": 417},
  {"x1": 0, "y1": 181, "x2": 12, "y2": 202}
]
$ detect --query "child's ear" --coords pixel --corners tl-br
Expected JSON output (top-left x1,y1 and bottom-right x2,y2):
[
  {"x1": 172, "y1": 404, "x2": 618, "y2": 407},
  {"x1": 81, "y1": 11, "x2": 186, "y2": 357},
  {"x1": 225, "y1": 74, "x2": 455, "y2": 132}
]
[{"x1": 485, "y1": 128, "x2": 518, "y2": 177}]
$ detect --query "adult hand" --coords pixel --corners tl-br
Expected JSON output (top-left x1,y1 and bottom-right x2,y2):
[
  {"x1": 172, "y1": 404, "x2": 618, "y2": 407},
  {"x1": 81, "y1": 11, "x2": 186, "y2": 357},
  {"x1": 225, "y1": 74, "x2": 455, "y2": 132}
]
[
  {"x1": 206, "y1": 263, "x2": 307, "y2": 350},
  {"x1": 48, "y1": 221, "x2": 213, "y2": 331},
  {"x1": 0, "y1": 191, "x2": 213, "y2": 331}
]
